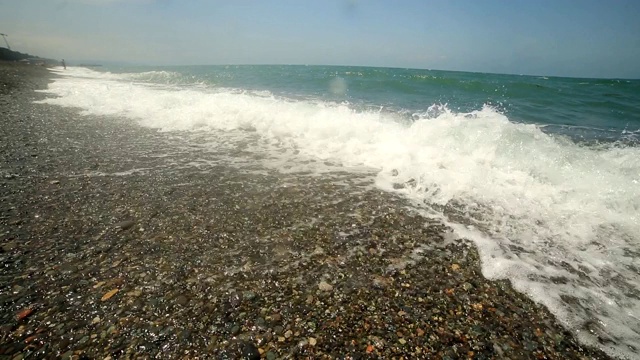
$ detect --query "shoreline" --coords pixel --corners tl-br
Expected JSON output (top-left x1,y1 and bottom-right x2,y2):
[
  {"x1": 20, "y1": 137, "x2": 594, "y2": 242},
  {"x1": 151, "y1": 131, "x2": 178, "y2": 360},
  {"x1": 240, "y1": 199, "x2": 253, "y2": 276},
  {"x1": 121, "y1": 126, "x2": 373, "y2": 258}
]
[{"x1": 0, "y1": 62, "x2": 613, "y2": 359}]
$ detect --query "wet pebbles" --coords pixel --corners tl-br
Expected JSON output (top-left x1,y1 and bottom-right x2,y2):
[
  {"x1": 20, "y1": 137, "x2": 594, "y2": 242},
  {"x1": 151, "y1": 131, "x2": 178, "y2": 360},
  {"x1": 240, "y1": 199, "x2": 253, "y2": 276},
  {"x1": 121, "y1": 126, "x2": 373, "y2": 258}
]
[{"x1": 0, "y1": 63, "x2": 611, "y2": 359}]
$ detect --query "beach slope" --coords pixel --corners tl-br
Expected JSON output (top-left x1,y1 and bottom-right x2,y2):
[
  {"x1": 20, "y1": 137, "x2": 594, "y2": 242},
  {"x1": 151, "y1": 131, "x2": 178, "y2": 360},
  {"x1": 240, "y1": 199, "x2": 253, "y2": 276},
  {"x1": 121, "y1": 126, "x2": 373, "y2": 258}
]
[{"x1": 0, "y1": 62, "x2": 611, "y2": 359}]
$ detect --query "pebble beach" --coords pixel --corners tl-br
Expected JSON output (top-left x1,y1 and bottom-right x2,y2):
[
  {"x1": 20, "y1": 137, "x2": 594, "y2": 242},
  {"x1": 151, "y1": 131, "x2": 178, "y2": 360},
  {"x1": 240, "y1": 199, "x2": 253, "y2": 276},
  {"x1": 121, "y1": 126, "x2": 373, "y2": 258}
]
[{"x1": 0, "y1": 62, "x2": 612, "y2": 359}]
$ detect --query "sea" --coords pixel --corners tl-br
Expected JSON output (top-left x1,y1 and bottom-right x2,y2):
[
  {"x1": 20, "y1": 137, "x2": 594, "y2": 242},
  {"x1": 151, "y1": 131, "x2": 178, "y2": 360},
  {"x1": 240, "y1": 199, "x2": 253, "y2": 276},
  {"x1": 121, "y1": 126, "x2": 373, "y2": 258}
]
[{"x1": 37, "y1": 65, "x2": 639, "y2": 359}]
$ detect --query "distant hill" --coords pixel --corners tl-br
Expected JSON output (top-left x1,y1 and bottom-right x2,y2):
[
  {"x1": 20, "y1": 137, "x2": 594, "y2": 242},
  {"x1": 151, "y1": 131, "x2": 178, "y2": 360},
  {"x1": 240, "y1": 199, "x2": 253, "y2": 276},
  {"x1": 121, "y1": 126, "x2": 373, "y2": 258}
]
[{"x1": 0, "y1": 47, "x2": 58, "y2": 65}]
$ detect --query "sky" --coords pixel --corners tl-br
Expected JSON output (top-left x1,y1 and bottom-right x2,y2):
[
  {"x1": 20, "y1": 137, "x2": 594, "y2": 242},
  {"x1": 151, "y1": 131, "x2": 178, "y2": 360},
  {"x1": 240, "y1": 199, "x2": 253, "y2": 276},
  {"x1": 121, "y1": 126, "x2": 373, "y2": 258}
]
[{"x1": 1, "y1": 0, "x2": 639, "y2": 78}]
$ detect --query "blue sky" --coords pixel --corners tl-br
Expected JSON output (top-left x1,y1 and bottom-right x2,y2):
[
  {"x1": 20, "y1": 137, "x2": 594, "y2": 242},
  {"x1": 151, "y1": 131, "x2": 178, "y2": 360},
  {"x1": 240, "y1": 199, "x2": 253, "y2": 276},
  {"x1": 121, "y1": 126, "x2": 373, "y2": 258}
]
[{"x1": 1, "y1": 0, "x2": 639, "y2": 78}]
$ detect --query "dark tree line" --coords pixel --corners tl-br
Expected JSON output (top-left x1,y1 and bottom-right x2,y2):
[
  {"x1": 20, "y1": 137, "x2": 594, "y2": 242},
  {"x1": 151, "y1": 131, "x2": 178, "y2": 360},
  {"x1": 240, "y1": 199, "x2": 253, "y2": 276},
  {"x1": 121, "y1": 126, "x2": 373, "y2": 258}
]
[{"x1": 0, "y1": 47, "x2": 56, "y2": 64}]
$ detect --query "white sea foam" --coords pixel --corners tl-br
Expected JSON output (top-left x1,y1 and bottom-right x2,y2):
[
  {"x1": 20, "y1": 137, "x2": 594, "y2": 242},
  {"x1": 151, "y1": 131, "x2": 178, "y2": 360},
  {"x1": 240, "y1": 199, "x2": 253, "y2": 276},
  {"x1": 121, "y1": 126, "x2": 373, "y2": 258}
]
[{"x1": 37, "y1": 67, "x2": 640, "y2": 359}]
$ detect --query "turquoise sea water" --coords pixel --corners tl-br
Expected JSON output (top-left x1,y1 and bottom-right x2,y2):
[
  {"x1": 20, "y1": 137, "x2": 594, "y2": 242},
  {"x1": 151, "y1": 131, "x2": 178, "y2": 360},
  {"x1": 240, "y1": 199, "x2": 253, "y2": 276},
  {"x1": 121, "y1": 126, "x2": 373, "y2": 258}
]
[
  {"x1": 40, "y1": 65, "x2": 640, "y2": 359},
  {"x1": 111, "y1": 65, "x2": 640, "y2": 143}
]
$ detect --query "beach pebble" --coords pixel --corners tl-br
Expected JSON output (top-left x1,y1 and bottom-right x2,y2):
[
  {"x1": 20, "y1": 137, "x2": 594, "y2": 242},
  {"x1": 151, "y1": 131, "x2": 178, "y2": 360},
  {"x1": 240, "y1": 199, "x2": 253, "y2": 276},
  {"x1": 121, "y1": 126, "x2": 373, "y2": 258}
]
[
  {"x1": 318, "y1": 281, "x2": 333, "y2": 291},
  {"x1": 114, "y1": 220, "x2": 135, "y2": 230},
  {"x1": 242, "y1": 343, "x2": 260, "y2": 360},
  {"x1": 243, "y1": 291, "x2": 257, "y2": 301},
  {"x1": 101, "y1": 289, "x2": 119, "y2": 301},
  {"x1": 15, "y1": 308, "x2": 32, "y2": 321},
  {"x1": 230, "y1": 324, "x2": 241, "y2": 335}
]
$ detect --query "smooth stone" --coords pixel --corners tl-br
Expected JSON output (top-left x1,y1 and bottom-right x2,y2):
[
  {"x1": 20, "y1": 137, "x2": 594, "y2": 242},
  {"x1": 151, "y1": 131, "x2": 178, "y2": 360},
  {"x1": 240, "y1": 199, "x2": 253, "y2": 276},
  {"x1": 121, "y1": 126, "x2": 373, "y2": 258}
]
[
  {"x1": 243, "y1": 291, "x2": 257, "y2": 301},
  {"x1": 241, "y1": 343, "x2": 261, "y2": 360},
  {"x1": 229, "y1": 292, "x2": 242, "y2": 307},
  {"x1": 230, "y1": 324, "x2": 241, "y2": 335},
  {"x1": 114, "y1": 220, "x2": 135, "y2": 230},
  {"x1": 318, "y1": 281, "x2": 333, "y2": 291}
]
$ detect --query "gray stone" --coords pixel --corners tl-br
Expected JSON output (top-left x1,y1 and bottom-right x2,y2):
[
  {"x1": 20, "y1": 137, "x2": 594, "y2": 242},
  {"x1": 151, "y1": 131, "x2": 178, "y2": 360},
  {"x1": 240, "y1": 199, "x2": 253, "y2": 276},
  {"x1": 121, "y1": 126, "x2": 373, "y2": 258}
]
[
  {"x1": 114, "y1": 220, "x2": 135, "y2": 230},
  {"x1": 241, "y1": 342, "x2": 260, "y2": 360}
]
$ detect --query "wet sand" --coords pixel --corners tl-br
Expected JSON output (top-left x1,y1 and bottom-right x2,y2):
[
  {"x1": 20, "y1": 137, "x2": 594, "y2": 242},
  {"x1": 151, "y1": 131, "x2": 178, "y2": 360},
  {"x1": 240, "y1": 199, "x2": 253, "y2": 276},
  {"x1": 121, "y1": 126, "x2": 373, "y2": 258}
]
[{"x1": 0, "y1": 62, "x2": 611, "y2": 359}]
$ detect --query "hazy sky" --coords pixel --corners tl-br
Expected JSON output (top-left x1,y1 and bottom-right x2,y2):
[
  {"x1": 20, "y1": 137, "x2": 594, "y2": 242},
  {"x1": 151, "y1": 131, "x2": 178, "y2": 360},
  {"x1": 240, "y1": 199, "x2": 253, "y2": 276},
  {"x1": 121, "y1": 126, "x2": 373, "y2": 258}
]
[{"x1": 1, "y1": 0, "x2": 639, "y2": 78}]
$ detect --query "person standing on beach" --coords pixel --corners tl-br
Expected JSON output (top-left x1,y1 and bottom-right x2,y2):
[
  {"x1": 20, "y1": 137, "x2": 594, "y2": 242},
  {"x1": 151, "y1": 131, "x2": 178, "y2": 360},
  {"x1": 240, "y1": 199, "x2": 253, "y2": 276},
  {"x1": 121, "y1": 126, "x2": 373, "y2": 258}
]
[{"x1": 61, "y1": 59, "x2": 66, "y2": 69}]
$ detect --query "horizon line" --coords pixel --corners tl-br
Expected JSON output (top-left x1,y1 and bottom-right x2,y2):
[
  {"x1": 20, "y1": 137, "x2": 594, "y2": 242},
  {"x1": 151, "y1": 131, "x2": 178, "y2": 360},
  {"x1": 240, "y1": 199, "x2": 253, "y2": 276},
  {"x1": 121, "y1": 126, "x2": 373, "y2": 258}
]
[{"x1": 66, "y1": 60, "x2": 640, "y2": 81}]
